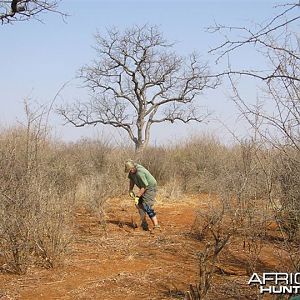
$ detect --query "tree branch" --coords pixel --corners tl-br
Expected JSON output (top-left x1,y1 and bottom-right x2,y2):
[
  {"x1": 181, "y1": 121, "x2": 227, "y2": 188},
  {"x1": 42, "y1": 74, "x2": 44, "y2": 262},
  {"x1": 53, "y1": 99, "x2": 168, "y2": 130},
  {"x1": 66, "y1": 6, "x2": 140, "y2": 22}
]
[{"x1": 0, "y1": 0, "x2": 66, "y2": 24}]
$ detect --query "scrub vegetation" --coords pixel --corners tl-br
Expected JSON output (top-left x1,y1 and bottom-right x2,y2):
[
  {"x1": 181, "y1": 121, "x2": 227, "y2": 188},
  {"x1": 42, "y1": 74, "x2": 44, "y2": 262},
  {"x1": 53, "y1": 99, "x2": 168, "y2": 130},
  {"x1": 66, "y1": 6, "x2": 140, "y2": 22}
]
[{"x1": 0, "y1": 105, "x2": 299, "y2": 298}]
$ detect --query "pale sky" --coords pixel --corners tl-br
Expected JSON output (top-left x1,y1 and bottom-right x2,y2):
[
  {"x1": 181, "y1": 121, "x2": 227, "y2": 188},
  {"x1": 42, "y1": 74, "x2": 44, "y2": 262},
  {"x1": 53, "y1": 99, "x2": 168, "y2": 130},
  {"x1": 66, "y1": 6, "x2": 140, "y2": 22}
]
[{"x1": 0, "y1": 0, "x2": 292, "y2": 145}]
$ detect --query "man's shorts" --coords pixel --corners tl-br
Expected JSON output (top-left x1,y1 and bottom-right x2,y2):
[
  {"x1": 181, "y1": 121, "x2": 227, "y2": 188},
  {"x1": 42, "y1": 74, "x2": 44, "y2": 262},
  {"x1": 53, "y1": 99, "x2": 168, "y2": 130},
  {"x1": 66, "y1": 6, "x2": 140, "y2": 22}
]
[{"x1": 138, "y1": 186, "x2": 157, "y2": 218}]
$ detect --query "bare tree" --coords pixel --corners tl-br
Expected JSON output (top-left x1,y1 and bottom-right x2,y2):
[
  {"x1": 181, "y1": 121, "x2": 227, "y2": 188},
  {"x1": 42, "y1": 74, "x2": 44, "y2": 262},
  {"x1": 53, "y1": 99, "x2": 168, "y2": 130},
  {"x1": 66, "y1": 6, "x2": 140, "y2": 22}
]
[
  {"x1": 208, "y1": 2, "x2": 300, "y2": 150},
  {"x1": 59, "y1": 25, "x2": 218, "y2": 152},
  {"x1": 208, "y1": 2, "x2": 300, "y2": 70},
  {"x1": 0, "y1": 0, "x2": 65, "y2": 24},
  {"x1": 209, "y1": 0, "x2": 300, "y2": 252}
]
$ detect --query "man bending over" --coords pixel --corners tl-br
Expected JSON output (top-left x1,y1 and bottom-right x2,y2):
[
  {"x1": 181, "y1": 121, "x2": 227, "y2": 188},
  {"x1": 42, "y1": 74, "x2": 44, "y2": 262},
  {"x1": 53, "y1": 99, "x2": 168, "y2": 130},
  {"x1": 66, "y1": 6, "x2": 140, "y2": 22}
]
[{"x1": 125, "y1": 160, "x2": 160, "y2": 232}]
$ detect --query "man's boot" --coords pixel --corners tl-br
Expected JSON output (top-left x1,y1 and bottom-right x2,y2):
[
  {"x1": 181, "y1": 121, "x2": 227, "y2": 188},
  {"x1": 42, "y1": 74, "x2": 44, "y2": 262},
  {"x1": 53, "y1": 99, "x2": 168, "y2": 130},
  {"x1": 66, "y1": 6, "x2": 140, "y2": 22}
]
[{"x1": 141, "y1": 220, "x2": 149, "y2": 231}]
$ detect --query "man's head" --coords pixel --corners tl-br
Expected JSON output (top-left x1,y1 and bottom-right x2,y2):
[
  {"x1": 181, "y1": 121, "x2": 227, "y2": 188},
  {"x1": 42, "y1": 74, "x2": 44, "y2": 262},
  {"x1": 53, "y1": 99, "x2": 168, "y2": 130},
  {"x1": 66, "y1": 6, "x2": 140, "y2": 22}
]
[{"x1": 124, "y1": 160, "x2": 137, "y2": 173}]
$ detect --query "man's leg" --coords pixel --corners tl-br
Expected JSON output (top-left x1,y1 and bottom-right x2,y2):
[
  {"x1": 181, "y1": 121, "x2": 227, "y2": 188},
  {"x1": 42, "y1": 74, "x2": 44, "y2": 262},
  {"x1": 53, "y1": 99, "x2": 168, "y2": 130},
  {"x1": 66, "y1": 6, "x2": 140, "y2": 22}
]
[
  {"x1": 137, "y1": 205, "x2": 149, "y2": 230},
  {"x1": 150, "y1": 215, "x2": 159, "y2": 226},
  {"x1": 140, "y1": 187, "x2": 160, "y2": 229},
  {"x1": 141, "y1": 202, "x2": 159, "y2": 228}
]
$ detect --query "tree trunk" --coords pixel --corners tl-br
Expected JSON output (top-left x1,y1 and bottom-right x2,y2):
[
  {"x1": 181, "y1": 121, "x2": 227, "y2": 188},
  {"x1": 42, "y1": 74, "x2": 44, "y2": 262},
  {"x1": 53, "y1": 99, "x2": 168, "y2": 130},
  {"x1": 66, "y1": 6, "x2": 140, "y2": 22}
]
[{"x1": 135, "y1": 140, "x2": 145, "y2": 155}]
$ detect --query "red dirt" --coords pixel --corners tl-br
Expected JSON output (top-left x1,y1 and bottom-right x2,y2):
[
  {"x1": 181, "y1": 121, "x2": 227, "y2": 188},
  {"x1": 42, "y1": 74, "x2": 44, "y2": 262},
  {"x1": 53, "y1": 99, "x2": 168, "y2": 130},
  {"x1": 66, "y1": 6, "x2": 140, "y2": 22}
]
[{"x1": 0, "y1": 194, "x2": 291, "y2": 299}]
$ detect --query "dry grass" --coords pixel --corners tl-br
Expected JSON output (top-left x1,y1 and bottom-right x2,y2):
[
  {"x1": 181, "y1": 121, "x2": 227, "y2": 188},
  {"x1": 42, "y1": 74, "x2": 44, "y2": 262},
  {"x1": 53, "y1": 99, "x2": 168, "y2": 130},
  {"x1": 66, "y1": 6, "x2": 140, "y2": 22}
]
[{"x1": 0, "y1": 126, "x2": 75, "y2": 273}]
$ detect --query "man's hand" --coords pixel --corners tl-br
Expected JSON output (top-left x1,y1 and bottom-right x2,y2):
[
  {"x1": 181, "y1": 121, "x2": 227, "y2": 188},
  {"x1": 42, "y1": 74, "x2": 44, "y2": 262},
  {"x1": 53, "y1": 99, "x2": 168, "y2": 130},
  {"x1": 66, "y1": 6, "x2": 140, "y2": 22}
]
[
  {"x1": 129, "y1": 191, "x2": 139, "y2": 205},
  {"x1": 134, "y1": 196, "x2": 140, "y2": 205}
]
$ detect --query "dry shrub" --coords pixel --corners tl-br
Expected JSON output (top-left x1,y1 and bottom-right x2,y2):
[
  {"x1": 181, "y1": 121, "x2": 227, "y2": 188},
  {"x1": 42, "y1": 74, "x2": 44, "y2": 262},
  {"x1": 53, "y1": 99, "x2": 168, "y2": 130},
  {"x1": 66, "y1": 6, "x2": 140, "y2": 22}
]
[
  {"x1": 0, "y1": 127, "x2": 75, "y2": 273},
  {"x1": 188, "y1": 198, "x2": 233, "y2": 299},
  {"x1": 131, "y1": 135, "x2": 231, "y2": 195},
  {"x1": 169, "y1": 135, "x2": 228, "y2": 193},
  {"x1": 157, "y1": 177, "x2": 182, "y2": 203},
  {"x1": 138, "y1": 146, "x2": 172, "y2": 185},
  {"x1": 0, "y1": 102, "x2": 76, "y2": 274},
  {"x1": 215, "y1": 141, "x2": 276, "y2": 268},
  {"x1": 132, "y1": 136, "x2": 273, "y2": 204},
  {"x1": 0, "y1": 102, "x2": 133, "y2": 274},
  {"x1": 72, "y1": 140, "x2": 130, "y2": 225},
  {"x1": 186, "y1": 139, "x2": 300, "y2": 296},
  {"x1": 138, "y1": 146, "x2": 182, "y2": 201},
  {"x1": 217, "y1": 141, "x2": 269, "y2": 200},
  {"x1": 187, "y1": 140, "x2": 280, "y2": 298},
  {"x1": 275, "y1": 148, "x2": 300, "y2": 242},
  {"x1": 133, "y1": 135, "x2": 230, "y2": 197}
]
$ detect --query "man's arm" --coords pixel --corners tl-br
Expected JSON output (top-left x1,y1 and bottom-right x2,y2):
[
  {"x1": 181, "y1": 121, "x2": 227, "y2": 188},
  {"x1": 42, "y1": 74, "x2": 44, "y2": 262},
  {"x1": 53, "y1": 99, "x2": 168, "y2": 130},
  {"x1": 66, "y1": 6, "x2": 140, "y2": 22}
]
[
  {"x1": 137, "y1": 187, "x2": 146, "y2": 198},
  {"x1": 136, "y1": 173, "x2": 148, "y2": 197},
  {"x1": 129, "y1": 179, "x2": 134, "y2": 192}
]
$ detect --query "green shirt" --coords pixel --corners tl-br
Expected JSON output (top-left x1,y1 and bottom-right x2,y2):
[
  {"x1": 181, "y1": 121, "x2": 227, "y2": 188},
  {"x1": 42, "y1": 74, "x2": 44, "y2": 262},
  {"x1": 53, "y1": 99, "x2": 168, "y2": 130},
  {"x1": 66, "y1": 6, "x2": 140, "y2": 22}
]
[{"x1": 128, "y1": 164, "x2": 157, "y2": 189}]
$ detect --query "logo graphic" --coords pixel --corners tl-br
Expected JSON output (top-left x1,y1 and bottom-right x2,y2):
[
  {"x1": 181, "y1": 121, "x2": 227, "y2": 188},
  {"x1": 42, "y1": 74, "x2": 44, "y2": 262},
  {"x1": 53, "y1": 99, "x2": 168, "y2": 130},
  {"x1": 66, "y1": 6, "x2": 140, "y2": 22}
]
[{"x1": 248, "y1": 273, "x2": 300, "y2": 294}]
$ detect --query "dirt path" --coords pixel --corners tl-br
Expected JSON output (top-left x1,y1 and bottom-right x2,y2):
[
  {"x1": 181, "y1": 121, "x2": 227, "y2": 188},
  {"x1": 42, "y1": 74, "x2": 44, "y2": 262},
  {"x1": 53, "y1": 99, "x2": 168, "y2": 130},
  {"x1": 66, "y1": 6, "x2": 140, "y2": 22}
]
[
  {"x1": 0, "y1": 195, "x2": 289, "y2": 299},
  {"x1": 0, "y1": 195, "x2": 210, "y2": 300}
]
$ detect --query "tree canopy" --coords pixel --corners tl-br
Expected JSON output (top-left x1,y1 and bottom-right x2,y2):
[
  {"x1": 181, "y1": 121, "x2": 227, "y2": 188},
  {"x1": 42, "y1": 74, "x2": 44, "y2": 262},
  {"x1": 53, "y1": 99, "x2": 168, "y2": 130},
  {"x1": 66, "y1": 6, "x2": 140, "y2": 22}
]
[{"x1": 59, "y1": 25, "x2": 218, "y2": 151}]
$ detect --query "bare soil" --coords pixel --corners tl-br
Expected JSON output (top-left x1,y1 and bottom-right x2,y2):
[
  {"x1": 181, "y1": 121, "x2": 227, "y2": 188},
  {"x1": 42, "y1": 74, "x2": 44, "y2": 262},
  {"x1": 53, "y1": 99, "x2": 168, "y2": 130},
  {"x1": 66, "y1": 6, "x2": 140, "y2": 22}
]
[{"x1": 0, "y1": 194, "x2": 290, "y2": 299}]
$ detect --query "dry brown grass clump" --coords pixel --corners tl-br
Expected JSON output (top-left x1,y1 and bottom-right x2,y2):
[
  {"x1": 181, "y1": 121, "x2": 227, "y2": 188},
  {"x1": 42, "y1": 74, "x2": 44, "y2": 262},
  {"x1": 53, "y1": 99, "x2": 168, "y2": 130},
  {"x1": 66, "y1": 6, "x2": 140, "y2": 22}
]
[{"x1": 0, "y1": 126, "x2": 75, "y2": 274}]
